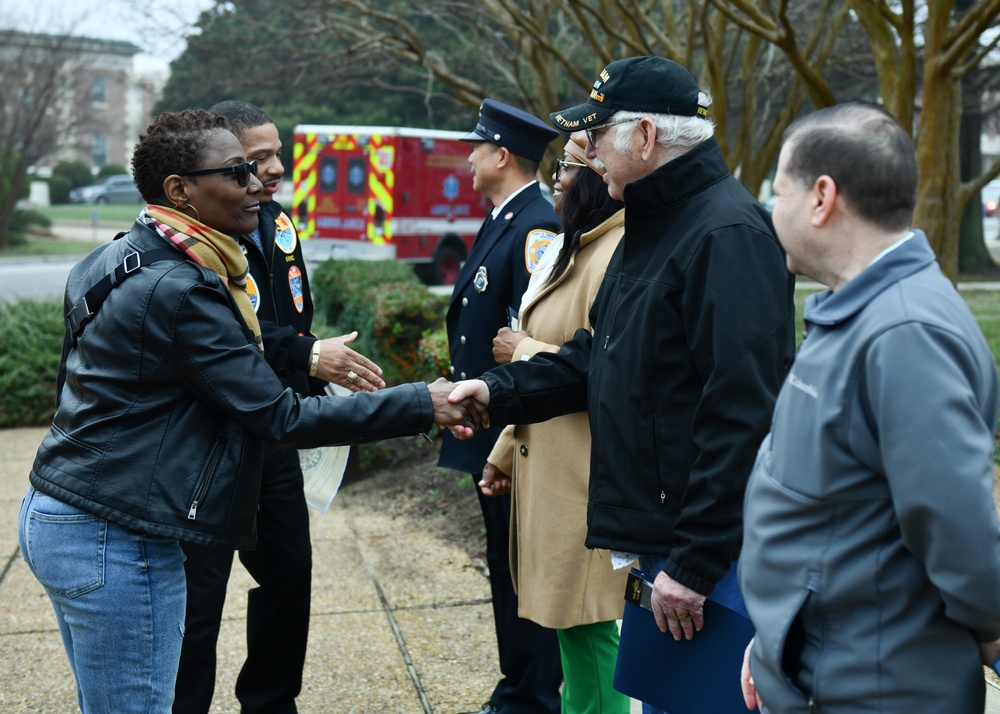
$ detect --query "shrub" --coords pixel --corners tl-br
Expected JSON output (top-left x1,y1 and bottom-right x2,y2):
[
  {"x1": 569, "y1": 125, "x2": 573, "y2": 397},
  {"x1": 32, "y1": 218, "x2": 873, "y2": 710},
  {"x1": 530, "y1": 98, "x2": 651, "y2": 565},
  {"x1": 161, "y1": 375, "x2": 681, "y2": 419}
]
[
  {"x1": 310, "y1": 259, "x2": 418, "y2": 326},
  {"x1": 417, "y1": 325, "x2": 450, "y2": 380},
  {"x1": 52, "y1": 160, "x2": 94, "y2": 189},
  {"x1": 341, "y1": 282, "x2": 448, "y2": 385},
  {"x1": 8, "y1": 208, "x2": 51, "y2": 246},
  {"x1": 310, "y1": 260, "x2": 449, "y2": 385},
  {"x1": 47, "y1": 175, "x2": 72, "y2": 205},
  {"x1": 97, "y1": 164, "x2": 128, "y2": 178},
  {"x1": 0, "y1": 299, "x2": 63, "y2": 428}
]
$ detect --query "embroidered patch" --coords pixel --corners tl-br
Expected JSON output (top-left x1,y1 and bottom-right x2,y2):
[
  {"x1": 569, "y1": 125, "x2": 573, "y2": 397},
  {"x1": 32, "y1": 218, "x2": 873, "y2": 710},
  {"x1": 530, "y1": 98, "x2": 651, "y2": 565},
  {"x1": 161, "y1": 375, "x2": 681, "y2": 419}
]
[
  {"x1": 246, "y1": 274, "x2": 260, "y2": 313},
  {"x1": 275, "y1": 212, "x2": 298, "y2": 254},
  {"x1": 288, "y1": 265, "x2": 304, "y2": 313},
  {"x1": 524, "y1": 229, "x2": 556, "y2": 274}
]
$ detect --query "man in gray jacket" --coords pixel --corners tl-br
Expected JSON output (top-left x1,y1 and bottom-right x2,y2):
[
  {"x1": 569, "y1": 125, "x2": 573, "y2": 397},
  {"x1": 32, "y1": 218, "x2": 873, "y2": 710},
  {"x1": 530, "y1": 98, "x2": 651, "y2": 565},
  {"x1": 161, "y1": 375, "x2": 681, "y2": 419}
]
[{"x1": 740, "y1": 102, "x2": 1000, "y2": 713}]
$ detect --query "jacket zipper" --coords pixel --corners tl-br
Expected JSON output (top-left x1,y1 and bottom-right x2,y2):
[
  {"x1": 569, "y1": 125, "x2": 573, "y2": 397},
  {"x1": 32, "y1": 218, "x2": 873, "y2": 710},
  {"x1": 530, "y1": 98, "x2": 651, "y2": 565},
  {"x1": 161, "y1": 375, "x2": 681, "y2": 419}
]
[
  {"x1": 188, "y1": 440, "x2": 224, "y2": 520},
  {"x1": 808, "y1": 698, "x2": 818, "y2": 712},
  {"x1": 603, "y1": 263, "x2": 626, "y2": 350}
]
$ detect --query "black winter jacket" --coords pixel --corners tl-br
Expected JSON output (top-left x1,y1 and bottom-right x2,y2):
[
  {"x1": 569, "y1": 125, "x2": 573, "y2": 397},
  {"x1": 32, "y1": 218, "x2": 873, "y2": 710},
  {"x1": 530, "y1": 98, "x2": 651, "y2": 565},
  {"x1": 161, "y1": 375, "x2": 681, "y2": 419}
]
[
  {"x1": 482, "y1": 139, "x2": 795, "y2": 595},
  {"x1": 31, "y1": 219, "x2": 434, "y2": 549},
  {"x1": 239, "y1": 200, "x2": 322, "y2": 397}
]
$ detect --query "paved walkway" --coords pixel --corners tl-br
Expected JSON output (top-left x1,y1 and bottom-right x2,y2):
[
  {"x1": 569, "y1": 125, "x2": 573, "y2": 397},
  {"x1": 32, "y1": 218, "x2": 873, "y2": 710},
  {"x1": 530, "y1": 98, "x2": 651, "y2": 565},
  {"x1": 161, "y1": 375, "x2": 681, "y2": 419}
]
[{"x1": 0, "y1": 427, "x2": 507, "y2": 713}]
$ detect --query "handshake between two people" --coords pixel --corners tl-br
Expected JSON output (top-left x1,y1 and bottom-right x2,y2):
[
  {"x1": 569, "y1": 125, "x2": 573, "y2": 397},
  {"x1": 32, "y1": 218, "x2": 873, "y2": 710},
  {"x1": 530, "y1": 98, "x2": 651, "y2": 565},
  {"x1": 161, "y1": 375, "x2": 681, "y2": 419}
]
[{"x1": 427, "y1": 378, "x2": 492, "y2": 438}]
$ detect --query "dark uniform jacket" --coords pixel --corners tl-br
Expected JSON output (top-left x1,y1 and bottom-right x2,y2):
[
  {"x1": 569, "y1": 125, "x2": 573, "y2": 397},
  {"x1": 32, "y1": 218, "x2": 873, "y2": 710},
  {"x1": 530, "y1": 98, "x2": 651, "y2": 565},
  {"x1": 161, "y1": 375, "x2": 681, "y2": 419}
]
[
  {"x1": 240, "y1": 200, "x2": 323, "y2": 397},
  {"x1": 439, "y1": 182, "x2": 559, "y2": 474},
  {"x1": 31, "y1": 219, "x2": 435, "y2": 549},
  {"x1": 481, "y1": 139, "x2": 795, "y2": 594}
]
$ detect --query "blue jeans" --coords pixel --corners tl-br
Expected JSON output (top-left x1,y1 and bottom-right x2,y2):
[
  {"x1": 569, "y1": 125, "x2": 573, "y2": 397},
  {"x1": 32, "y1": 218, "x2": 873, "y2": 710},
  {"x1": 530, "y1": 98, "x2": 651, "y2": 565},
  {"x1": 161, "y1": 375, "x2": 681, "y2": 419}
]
[{"x1": 18, "y1": 486, "x2": 186, "y2": 713}]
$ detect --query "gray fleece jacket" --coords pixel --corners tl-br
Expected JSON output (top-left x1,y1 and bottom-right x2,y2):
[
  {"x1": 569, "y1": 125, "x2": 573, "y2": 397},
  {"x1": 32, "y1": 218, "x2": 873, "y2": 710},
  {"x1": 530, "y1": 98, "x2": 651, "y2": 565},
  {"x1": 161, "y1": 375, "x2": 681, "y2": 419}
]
[{"x1": 741, "y1": 230, "x2": 1000, "y2": 713}]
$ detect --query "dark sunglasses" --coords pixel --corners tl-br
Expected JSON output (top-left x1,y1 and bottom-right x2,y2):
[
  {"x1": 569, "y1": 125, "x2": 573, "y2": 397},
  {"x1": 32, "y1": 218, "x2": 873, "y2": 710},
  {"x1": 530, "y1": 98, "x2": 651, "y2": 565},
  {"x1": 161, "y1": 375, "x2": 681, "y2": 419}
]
[{"x1": 182, "y1": 160, "x2": 258, "y2": 187}]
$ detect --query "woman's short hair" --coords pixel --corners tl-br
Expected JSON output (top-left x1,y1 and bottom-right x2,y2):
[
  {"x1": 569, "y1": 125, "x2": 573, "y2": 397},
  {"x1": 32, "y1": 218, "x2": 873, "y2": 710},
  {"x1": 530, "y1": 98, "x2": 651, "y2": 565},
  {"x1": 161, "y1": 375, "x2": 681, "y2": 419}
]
[
  {"x1": 132, "y1": 109, "x2": 229, "y2": 204},
  {"x1": 782, "y1": 103, "x2": 917, "y2": 232}
]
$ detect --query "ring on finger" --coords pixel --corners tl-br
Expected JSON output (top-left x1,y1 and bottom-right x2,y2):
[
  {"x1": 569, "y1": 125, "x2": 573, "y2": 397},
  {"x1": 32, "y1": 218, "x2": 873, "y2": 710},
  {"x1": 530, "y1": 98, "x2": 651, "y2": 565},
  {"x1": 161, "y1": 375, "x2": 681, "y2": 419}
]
[
  {"x1": 677, "y1": 611, "x2": 690, "y2": 620},
  {"x1": 346, "y1": 370, "x2": 359, "y2": 384}
]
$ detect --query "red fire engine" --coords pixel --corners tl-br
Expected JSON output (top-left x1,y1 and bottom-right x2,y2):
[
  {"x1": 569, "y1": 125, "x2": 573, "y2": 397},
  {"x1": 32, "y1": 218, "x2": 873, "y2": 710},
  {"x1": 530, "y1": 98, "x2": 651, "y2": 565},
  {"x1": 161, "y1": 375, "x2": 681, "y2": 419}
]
[{"x1": 291, "y1": 124, "x2": 488, "y2": 284}]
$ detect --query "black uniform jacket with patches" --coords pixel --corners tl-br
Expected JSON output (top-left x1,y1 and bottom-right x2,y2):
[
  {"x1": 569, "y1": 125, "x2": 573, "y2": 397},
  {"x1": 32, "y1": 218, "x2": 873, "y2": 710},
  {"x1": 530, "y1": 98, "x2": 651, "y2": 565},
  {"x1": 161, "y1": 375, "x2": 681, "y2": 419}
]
[
  {"x1": 239, "y1": 200, "x2": 325, "y2": 397},
  {"x1": 439, "y1": 182, "x2": 559, "y2": 474}
]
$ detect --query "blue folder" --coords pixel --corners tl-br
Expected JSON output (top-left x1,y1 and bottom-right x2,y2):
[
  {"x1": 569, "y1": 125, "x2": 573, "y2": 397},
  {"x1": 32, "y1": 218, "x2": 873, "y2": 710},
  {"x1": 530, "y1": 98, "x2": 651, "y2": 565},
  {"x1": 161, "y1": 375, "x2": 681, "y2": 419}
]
[{"x1": 613, "y1": 560, "x2": 755, "y2": 713}]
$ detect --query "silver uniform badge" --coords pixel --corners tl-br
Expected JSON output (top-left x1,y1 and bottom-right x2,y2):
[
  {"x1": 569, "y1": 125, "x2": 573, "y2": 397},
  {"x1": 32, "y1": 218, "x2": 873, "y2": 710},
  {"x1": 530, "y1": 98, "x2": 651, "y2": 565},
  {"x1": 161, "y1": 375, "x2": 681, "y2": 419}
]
[{"x1": 474, "y1": 266, "x2": 489, "y2": 293}]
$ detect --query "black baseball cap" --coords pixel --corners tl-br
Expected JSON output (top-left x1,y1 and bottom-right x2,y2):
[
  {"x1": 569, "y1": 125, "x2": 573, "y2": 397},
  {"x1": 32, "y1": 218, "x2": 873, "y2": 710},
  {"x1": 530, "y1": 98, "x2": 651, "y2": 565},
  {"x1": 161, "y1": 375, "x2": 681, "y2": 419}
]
[
  {"x1": 462, "y1": 98, "x2": 560, "y2": 162},
  {"x1": 550, "y1": 56, "x2": 709, "y2": 131}
]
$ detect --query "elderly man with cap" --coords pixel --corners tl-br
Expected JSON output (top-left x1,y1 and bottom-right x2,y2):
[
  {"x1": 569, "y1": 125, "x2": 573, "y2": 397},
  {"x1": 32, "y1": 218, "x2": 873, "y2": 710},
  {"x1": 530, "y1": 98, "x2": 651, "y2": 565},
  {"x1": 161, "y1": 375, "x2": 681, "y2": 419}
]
[
  {"x1": 448, "y1": 58, "x2": 795, "y2": 713},
  {"x1": 440, "y1": 98, "x2": 563, "y2": 714}
]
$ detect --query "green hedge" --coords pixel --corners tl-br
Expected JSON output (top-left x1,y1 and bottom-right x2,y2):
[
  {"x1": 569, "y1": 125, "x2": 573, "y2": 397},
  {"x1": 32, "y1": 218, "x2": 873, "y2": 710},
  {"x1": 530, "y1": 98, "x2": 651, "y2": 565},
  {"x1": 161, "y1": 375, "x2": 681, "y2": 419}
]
[
  {"x1": 311, "y1": 259, "x2": 451, "y2": 385},
  {"x1": 0, "y1": 299, "x2": 63, "y2": 428},
  {"x1": 0, "y1": 261, "x2": 454, "y2": 429},
  {"x1": 310, "y1": 259, "x2": 418, "y2": 326}
]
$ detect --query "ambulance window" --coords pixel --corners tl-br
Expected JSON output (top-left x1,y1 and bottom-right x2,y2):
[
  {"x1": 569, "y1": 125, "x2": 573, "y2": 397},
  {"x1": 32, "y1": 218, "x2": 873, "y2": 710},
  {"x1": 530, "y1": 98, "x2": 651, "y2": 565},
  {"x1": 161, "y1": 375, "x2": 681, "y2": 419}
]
[
  {"x1": 320, "y1": 157, "x2": 337, "y2": 192},
  {"x1": 347, "y1": 158, "x2": 366, "y2": 194}
]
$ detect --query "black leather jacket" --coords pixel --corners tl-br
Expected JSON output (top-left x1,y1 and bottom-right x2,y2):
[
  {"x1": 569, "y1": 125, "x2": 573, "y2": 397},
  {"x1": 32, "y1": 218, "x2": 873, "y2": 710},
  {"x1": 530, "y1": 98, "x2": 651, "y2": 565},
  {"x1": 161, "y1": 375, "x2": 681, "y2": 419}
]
[{"x1": 31, "y1": 218, "x2": 433, "y2": 549}]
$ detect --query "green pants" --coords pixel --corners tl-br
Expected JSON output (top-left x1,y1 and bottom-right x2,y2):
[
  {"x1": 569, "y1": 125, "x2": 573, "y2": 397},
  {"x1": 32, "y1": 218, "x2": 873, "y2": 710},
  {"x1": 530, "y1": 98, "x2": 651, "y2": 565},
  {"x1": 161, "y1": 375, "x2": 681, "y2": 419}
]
[{"x1": 557, "y1": 620, "x2": 630, "y2": 714}]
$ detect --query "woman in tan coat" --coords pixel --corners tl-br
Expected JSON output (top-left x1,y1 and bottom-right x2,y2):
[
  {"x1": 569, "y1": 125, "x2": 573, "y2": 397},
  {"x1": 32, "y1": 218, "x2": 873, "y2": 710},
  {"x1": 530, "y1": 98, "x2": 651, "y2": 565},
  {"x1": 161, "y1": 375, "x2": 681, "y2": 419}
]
[{"x1": 480, "y1": 132, "x2": 629, "y2": 714}]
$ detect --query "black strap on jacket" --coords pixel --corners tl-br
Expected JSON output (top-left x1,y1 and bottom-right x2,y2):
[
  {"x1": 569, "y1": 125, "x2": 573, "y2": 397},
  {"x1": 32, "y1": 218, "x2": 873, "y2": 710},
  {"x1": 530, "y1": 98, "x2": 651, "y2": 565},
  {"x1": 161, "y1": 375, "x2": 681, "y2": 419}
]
[{"x1": 66, "y1": 248, "x2": 185, "y2": 341}]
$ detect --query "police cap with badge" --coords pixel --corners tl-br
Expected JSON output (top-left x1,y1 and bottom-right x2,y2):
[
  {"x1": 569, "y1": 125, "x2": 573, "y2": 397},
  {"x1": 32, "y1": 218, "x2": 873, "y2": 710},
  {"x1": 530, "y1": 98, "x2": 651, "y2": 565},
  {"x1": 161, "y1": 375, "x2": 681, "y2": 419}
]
[{"x1": 462, "y1": 98, "x2": 560, "y2": 161}]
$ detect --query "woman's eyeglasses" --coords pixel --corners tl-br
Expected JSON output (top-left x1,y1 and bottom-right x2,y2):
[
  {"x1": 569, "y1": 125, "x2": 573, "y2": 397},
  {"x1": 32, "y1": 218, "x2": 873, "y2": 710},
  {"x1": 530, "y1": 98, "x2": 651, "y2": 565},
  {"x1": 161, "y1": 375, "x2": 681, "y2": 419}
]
[
  {"x1": 182, "y1": 160, "x2": 259, "y2": 187},
  {"x1": 584, "y1": 118, "x2": 636, "y2": 148},
  {"x1": 555, "y1": 159, "x2": 588, "y2": 180}
]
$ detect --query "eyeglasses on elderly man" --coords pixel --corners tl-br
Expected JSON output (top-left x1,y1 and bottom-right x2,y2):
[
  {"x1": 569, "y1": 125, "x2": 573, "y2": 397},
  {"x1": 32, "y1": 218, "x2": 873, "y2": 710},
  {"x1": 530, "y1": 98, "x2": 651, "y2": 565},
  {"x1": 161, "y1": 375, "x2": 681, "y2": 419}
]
[{"x1": 585, "y1": 118, "x2": 637, "y2": 149}]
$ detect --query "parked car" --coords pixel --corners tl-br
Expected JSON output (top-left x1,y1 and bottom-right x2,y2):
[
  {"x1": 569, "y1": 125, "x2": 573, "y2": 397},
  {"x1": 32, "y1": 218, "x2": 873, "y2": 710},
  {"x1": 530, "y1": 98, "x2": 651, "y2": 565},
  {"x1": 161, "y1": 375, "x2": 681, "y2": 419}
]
[{"x1": 69, "y1": 174, "x2": 143, "y2": 204}]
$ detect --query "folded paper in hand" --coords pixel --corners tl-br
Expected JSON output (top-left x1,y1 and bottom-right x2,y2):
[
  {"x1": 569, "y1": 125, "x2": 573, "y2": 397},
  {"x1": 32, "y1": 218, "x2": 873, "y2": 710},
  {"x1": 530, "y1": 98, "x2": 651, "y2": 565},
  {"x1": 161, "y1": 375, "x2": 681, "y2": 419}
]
[
  {"x1": 614, "y1": 560, "x2": 754, "y2": 713},
  {"x1": 299, "y1": 383, "x2": 351, "y2": 513}
]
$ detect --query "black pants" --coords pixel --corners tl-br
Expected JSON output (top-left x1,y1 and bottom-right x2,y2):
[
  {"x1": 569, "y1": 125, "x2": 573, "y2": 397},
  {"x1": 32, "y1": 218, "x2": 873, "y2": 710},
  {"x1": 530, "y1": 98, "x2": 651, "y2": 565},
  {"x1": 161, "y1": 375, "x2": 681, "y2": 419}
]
[
  {"x1": 475, "y1": 479, "x2": 562, "y2": 714},
  {"x1": 174, "y1": 446, "x2": 312, "y2": 714}
]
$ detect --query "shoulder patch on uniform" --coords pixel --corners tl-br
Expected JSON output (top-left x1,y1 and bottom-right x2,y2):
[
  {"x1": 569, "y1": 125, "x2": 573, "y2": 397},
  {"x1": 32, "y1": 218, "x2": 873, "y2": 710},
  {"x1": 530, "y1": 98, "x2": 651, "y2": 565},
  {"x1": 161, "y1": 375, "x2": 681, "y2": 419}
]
[
  {"x1": 287, "y1": 265, "x2": 305, "y2": 314},
  {"x1": 246, "y1": 274, "x2": 261, "y2": 313},
  {"x1": 524, "y1": 229, "x2": 556, "y2": 274},
  {"x1": 274, "y1": 212, "x2": 298, "y2": 254}
]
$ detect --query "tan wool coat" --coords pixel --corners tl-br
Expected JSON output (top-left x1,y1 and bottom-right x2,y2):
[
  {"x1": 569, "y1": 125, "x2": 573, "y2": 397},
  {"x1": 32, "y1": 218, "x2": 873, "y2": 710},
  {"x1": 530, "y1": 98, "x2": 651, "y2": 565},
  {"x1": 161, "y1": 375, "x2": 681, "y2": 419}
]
[{"x1": 486, "y1": 208, "x2": 629, "y2": 630}]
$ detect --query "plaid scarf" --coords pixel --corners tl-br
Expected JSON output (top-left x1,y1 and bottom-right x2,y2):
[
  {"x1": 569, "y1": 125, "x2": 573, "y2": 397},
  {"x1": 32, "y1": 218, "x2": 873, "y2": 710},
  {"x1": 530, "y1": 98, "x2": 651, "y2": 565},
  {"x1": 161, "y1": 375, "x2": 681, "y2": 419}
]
[{"x1": 144, "y1": 205, "x2": 263, "y2": 351}]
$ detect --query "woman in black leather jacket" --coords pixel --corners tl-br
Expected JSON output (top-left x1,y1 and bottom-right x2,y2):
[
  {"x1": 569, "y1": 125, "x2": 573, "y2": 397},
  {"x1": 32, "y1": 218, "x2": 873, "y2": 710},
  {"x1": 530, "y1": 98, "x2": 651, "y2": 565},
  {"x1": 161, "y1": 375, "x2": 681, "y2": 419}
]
[{"x1": 17, "y1": 109, "x2": 478, "y2": 714}]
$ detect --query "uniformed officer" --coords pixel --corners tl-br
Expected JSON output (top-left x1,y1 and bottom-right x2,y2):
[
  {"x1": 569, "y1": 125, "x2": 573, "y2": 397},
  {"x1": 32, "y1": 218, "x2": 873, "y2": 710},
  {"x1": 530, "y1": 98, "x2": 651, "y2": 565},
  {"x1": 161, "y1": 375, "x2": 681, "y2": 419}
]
[{"x1": 441, "y1": 98, "x2": 563, "y2": 714}]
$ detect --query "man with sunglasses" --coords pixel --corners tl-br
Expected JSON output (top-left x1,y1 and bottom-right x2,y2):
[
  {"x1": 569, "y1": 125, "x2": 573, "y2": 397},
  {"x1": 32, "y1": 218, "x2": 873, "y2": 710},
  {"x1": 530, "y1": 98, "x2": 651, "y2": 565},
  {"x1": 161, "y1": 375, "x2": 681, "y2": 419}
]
[
  {"x1": 442, "y1": 98, "x2": 563, "y2": 714},
  {"x1": 174, "y1": 101, "x2": 384, "y2": 714},
  {"x1": 450, "y1": 57, "x2": 796, "y2": 713}
]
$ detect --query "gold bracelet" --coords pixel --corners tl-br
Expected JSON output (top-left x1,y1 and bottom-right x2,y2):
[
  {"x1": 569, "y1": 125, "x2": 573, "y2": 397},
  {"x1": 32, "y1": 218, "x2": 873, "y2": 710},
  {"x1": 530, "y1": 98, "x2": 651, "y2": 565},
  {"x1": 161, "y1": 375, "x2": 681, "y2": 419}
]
[{"x1": 308, "y1": 341, "x2": 321, "y2": 377}]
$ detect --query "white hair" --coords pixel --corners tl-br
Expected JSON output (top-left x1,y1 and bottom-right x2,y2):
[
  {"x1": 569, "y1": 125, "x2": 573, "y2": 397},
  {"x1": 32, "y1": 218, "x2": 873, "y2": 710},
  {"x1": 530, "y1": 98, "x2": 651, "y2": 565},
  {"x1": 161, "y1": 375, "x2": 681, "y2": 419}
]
[{"x1": 609, "y1": 91, "x2": 715, "y2": 160}]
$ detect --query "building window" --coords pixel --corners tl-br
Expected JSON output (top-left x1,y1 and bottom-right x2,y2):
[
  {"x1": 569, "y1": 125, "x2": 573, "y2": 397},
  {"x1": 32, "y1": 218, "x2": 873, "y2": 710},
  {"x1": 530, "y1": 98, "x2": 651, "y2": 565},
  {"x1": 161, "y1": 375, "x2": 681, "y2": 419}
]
[
  {"x1": 91, "y1": 75, "x2": 107, "y2": 104},
  {"x1": 92, "y1": 135, "x2": 108, "y2": 167}
]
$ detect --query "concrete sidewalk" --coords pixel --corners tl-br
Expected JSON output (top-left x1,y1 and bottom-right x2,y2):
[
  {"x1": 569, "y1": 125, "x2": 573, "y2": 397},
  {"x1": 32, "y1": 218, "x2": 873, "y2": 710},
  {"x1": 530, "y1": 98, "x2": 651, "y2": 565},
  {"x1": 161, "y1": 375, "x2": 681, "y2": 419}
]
[
  {"x1": 0, "y1": 427, "x2": 505, "y2": 713},
  {"x1": 3, "y1": 424, "x2": 1000, "y2": 714}
]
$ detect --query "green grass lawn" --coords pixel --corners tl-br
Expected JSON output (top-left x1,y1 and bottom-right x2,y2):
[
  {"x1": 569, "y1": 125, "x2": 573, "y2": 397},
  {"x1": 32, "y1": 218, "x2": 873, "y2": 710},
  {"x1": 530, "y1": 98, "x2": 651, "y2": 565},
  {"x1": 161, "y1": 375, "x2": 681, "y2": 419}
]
[
  {"x1": 35, "y1": 204, "x2": 139, "y2": 224},
  {"x1": 796, "y1": 287, "x2": 1000, "y2": 362},
  {"x1": 4, "y1": 235, "x2": 106, "y2": 257}
]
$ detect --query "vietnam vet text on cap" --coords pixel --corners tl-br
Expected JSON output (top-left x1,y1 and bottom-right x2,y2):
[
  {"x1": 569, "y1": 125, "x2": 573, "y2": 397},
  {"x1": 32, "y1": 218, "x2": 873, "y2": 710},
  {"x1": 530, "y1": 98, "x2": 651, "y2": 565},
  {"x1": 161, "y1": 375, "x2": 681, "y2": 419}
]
[
  {"x1": 549, "y1": 56, "x2": 709, "y2": 131},
  {"x1": 462, "y1": 98, "x2": 560, "y2": 162}
]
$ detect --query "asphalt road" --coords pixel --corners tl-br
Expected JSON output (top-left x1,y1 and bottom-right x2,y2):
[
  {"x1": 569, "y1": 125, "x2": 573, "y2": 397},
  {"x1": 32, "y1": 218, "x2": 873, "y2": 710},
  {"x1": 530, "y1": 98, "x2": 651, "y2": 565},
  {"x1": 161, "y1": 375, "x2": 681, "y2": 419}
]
[{"x1": 0, "y1": 258, "x2": 78, "y2": 303}]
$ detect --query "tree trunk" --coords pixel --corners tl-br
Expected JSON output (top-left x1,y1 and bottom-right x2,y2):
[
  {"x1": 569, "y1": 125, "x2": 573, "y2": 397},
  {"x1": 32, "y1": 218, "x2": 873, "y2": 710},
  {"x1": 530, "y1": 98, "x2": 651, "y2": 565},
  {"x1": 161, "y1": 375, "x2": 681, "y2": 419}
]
[{"x1": 958, "y1": 74, "x2": 998, "y2": 274}]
